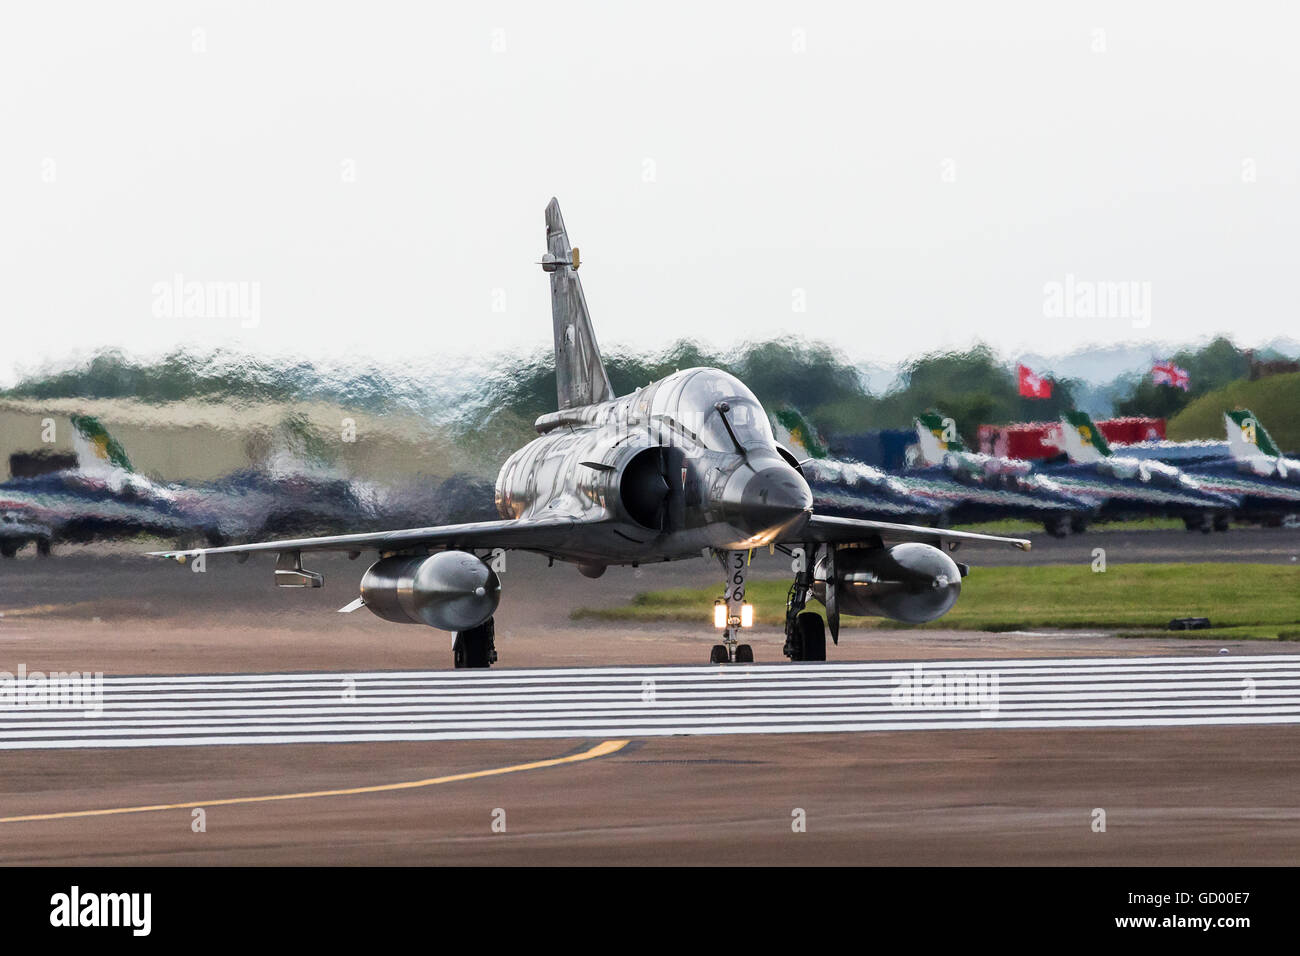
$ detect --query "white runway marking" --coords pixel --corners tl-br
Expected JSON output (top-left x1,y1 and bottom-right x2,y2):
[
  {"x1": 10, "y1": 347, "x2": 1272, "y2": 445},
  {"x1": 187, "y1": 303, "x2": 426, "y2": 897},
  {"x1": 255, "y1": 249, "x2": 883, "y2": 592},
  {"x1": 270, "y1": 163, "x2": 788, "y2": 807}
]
[{"x1": 3, "y1": 655, "x2": 1300, "y2": 749}]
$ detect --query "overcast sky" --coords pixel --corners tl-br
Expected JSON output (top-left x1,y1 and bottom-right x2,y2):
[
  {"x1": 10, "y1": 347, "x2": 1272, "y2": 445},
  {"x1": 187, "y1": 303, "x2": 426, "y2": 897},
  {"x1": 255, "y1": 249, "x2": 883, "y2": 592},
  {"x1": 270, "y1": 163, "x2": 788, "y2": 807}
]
[{"x1": 2, "y1": 1, "x2": 1297, "y2": 386}]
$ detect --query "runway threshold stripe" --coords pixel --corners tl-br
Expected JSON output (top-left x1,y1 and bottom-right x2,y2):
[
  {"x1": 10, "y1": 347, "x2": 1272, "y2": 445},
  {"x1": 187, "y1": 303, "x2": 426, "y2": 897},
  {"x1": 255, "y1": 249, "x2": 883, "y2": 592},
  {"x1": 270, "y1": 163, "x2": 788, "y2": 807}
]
[
  {"x1": 0, "y1": 738, "x2": 629, "y2": 824},
  {"x1": 5, "y1": 656, "x2": 1300, "y2": 749},
  {"x1": 85, "y1": 655, "x2": 1300, "y2": 685}
]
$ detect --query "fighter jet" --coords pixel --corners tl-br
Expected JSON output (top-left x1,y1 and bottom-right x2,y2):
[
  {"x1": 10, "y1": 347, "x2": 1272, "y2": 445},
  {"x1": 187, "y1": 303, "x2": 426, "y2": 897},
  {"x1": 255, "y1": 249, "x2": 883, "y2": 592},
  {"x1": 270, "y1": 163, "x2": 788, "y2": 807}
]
[
  {"x1": 150, "y1": 199, "x2": 1029, "y2": 667},
  {"x1": 1, "y1": 412, "x2": 484, "y2": 551},
  {"x1": 1174, "y1": 410, "x2": 1300, "y2": 527},
  {"x1": 0, "y1": 416, "x2": 197, "y2": 554},
  {"x1": 769, "y1": 407, "x2": 947, "y2": 523},
  {"x1": 1039, "y1": 411, "x2": 1239, "y2": 532},
  {"x1": 900, "y1": 411, "x2": 1098, "y2": 536}
]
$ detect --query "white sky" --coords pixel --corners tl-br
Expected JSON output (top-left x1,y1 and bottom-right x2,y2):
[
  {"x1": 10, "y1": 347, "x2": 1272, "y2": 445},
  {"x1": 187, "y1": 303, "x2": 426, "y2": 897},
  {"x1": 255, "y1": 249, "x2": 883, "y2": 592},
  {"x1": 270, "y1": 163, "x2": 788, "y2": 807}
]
[{"x1": 2, "y1": 1, "x2": 1297, "y2": 386}]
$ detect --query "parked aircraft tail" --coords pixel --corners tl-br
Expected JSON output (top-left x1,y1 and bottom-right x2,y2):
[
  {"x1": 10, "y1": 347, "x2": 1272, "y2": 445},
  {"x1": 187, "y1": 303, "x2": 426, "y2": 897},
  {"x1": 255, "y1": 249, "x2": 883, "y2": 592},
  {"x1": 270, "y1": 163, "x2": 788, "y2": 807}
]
[
  {"x1": 543, "y1": 198, "x2": 615, "y2": 410},
  {"x1": 771, "y1": 407, "x2": 829, "y2": 459},
  {"x1": 1058, "y1": 411, "x2": 1112, "y2": 463},
  {"x1": 1225, "y1": 409, "x2": 1282, "y2": 460},
  {"x1": 913, "y1": 410, "x2": 967, "y2": 465},
  {"x1": 69, "y1": 414, "x2": 133, "y2": 474}
]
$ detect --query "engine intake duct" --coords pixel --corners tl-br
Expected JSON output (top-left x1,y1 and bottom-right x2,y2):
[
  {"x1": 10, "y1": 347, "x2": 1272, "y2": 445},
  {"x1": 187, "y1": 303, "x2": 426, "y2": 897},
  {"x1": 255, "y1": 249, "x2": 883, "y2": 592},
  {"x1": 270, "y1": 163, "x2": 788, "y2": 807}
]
[{"x1": 619, "y1": 446, "x2": 685, "y2": 532}]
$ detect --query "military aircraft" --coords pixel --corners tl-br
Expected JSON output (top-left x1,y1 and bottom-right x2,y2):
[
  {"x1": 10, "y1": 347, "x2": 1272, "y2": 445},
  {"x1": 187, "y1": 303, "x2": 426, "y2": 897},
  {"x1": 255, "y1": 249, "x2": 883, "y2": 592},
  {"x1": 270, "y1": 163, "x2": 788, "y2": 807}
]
[
  {"x1": 1175, "y1": 410, "x2": 1300, "y2": 526},
  {"x1": 1040, "y1": 411, "x2": 1240, "y2": 532},
  {"x1": 769, "y1": 408, "x2": 946, "y2": 523},
  {"x1": 0, "y1": 416, "x2": 197, "y2": 555},
  {"x1": 0, "y1": 409, "x2": 494, "y2": 555},
  {"x1": 150, "y1": 199, "x2": 1030, "y2": 667},
  {"x1": 901, "y1": 411, "x2": 1098, "y2": 536}
]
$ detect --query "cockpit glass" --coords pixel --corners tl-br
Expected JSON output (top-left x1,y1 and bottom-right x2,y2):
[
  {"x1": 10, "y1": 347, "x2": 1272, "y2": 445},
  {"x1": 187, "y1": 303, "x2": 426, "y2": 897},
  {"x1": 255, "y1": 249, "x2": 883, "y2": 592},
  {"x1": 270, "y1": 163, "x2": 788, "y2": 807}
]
[{"x1": 680, "y1": 371, "x2": 774, "y2": 452}]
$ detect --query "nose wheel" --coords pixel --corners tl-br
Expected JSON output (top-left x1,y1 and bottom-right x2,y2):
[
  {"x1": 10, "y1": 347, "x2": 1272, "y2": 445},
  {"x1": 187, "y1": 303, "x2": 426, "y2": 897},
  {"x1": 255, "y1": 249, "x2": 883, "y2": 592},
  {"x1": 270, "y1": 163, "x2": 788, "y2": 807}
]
[{"x1": 711, "y1": 642, "x2": 754, "y2": 664}]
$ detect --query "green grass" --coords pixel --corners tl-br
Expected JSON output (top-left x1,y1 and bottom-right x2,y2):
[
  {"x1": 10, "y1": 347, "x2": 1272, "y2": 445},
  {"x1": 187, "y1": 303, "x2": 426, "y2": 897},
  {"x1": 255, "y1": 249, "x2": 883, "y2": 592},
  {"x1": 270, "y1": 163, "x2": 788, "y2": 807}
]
[
  {"x1": 573, "y1": 563, "x2": 1300, "y2": 637},
  {"x1": 1168, "y1": 370, "x2": 1300, "y2": 451},
  {"x1": 1117, "y1": 624, "x2": 1300, "y2": 641},
  {"x1": 952, "y1": 517, "x2": 1185, "y2": 535}
]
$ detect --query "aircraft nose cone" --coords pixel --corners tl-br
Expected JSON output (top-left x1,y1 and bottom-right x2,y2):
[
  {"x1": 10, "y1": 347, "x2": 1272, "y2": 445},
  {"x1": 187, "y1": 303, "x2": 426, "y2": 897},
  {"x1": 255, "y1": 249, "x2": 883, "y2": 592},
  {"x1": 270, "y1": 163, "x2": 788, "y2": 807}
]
[{"x1": 722, "y1": 462, "x2": 814, "y2": 535}]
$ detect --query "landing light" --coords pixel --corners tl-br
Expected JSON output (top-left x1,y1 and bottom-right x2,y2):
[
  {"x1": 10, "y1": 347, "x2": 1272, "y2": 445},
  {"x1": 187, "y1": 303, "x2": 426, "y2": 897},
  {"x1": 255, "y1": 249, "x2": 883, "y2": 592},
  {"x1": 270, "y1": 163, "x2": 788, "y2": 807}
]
[{"x1": 713, "y1": 601, "x2": 754, "y2": 628}]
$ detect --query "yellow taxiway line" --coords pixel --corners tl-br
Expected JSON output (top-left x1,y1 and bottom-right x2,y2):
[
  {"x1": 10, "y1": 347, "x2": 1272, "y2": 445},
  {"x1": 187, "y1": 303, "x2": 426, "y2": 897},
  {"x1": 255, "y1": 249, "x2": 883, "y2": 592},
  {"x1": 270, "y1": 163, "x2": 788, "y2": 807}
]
[{"x1": 0, "y1": 738, "x2": 629, "y2": 824}]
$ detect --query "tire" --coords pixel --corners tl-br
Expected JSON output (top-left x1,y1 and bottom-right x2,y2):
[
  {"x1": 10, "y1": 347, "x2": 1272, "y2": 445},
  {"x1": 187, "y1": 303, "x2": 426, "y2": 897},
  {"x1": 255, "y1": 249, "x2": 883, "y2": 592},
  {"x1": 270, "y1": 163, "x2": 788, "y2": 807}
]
[
  {"x1": 35, "y1": 538, "x2": 51, "y2": 557},
  {"x1": 735, "y1": 644, "x2": 754, "y2": 664},
  {"x1": 795, "y1": 611, "x2": 826, "y2": 662},
  {"x1": 1069, "y1": 516, "x2": 1089, "y2": 534},
  {"x1": 453, "y1": 618, "x2": 495, "y2": 669},
  {"x1": 0, "y1": 541, "x2": 18, "y2": 558},
  {"x1": 709, "y1": 644, "x2": 729, "y2": 664},
  {"x1": 1043, "y1": 516, "x2": 1070, "y2": 538},
  {"x1": 1213, "y1": 513, "x2": 1230, "y2": 532}
]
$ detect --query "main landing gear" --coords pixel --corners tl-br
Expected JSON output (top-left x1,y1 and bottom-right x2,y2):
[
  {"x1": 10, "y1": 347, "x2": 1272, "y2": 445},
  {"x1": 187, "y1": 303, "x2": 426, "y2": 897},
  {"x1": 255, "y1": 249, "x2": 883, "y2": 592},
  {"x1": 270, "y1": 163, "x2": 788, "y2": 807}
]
[
  {"x1": 709, "y1": 550, "x2": 755, "y2": 664},
  {"x1": 783, "y1": 545, "x2": 826, "y2": 662},
  {"x1": 453, "y1": 617, "x2": 497, "y2": 669}
]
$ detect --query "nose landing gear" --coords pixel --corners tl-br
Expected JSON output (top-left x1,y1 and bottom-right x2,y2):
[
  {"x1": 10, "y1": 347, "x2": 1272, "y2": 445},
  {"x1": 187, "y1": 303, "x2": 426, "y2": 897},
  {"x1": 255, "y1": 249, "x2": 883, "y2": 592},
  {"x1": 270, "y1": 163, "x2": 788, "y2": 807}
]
[{"x1": 709, "y1": 550, "x2": 754, "y2": 664}]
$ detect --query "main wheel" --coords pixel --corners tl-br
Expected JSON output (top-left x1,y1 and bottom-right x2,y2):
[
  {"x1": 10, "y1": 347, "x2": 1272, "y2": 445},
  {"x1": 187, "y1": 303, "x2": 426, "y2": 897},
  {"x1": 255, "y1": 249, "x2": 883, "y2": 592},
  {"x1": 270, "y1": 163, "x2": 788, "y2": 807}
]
[
  {"x1": 734, "y1": 644, "x2": 754, "y2": 664},
  {"x1": 1069, "y1": 516, "x2": 1089, "y2": 534},
  {"x1": 453, "y1": 618, "x2": 496, "y2": 669},
  {"x1": 709, "y1": 644, "x2": 729, "y2": 664},
  {"x1": 1213, "y1": 513, "x2": 1230, "y2": 532},
  {"x1": 1043, "y1": 516, "x2": 1070, "y2": 538},
  {"x1": 35, "y1": 538, "x2": 51, "y2": 557},
  {"x1": 0, "y1": 541, "x2": 18, "y2": 558},
  {"x1": 791, "y1": 611, "x2": 826, "y2": 662}
]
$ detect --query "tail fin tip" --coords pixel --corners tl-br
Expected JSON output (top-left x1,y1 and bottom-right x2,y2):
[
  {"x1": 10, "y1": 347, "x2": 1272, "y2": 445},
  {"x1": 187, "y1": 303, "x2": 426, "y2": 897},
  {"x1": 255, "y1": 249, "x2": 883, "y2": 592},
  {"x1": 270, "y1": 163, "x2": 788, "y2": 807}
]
[{"x1": 543, "y1": 198, "x2": 614, "y2": 410}]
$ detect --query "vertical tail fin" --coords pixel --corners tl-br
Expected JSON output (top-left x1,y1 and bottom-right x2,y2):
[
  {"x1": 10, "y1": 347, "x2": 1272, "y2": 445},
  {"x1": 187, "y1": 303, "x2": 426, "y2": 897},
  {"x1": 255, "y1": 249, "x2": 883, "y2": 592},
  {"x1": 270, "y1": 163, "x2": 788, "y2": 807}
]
[
  {"x1": 771, "y1": 406, "x2": 829, "y2": 459},
  {"x1": 1059, "y1": 411, "x2": 1111, "y2": 463},
  {"x1": 1225, "y1": 409, "x2": 1281, "y2": 459},
  {"x1": 913, "y1": 410, "x2": 965, "y2": 465},
  {"x1": 543, "y1": 198, "x2": 614, "y2": 410},
  {"x1": 69, "y1": 414, "x2": 133, "y2": 474}
]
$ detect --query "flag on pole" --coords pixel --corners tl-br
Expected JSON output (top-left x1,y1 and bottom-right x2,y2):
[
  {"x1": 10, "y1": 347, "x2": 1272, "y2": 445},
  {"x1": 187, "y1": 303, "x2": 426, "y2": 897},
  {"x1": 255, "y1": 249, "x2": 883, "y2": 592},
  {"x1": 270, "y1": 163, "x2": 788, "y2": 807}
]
[
  {"x1": 1151, "y1": 361, "x2": 1190, "y2": 391},
  {"x1": 1017, "y1": 364, "x2": 1052, "y2": 399}
]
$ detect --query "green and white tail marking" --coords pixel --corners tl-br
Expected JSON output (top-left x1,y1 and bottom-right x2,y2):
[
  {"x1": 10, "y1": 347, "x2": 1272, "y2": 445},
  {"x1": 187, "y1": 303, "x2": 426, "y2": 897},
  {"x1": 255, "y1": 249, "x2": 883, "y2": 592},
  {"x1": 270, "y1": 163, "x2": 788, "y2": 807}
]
[
  {"x1": 913, "y1": 410, "x2": 965, "y2": 465},
  {"x1": 69, "y1": 415, "x2": 133, "y2": 473},
  {"x1": 1225, "y1": 408, "x2": 1281, "y2": 460},
  {"x1": 1058, "y1": 411, "x2": 1112, "y2": 463}
]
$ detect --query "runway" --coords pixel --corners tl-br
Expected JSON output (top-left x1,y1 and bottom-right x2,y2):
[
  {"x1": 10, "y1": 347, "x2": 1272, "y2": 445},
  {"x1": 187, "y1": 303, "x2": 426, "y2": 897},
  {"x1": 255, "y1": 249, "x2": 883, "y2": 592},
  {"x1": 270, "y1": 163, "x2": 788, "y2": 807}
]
[
  {"x1": 4, "y1": 654, "x2": 1299, "y2": 750},
  {"x1": 4, "y1": 551, "x2": 1300, "y2": 864}
]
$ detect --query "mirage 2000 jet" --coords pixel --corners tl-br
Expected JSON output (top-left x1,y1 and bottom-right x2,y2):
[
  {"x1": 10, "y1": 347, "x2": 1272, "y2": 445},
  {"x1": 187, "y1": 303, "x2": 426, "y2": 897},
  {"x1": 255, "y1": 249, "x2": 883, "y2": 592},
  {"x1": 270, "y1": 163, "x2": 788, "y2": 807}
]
[{"x1": 150, "y1": 199, "x2": 1029, "y2": 668}]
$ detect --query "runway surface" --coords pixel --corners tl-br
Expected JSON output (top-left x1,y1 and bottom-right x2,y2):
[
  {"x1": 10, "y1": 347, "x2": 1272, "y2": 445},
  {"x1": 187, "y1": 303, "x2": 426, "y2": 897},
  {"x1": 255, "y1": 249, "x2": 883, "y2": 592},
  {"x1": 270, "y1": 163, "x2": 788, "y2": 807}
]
[
  {"x1": 4, "y1": 654, "x2": 1298, "y2": 750},
  {"x1": 4, "y1": 546, "x2": 1300, "y2": 863}
]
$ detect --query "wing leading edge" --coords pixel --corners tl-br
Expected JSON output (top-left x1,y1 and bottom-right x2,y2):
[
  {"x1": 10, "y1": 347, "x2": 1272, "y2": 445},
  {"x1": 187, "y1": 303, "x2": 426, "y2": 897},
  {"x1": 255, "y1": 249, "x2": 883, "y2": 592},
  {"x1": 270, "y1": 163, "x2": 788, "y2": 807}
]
[
  {"x1": 146, "y1": 514, "x2": 600, "y2": 561},
  {"x1": 791, "y1": 514, "x2": 1031, "y2": 551},
  {"x1": 147, "y1": 513, "x2": 1028, "y2": 563}
]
